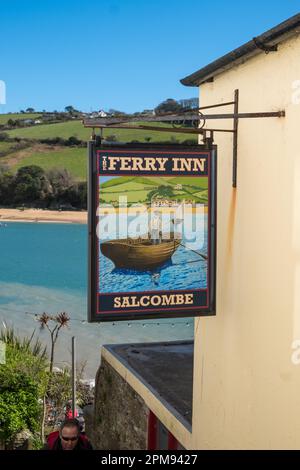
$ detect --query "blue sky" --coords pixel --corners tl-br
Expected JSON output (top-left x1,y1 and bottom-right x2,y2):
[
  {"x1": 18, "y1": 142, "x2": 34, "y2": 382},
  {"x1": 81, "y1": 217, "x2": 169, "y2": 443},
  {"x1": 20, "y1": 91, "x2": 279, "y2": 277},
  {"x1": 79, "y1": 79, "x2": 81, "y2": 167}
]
[{"x1": 0, "y1": 0, "x2": 299, "y2": 113}]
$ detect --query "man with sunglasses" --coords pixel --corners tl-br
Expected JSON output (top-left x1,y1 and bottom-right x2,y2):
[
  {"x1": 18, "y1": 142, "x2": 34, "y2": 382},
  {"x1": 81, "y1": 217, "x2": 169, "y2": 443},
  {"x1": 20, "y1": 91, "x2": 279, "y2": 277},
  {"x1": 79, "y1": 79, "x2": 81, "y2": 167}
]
[{"x1": 45, "y1": 418, "x2": 93, "y2": 450}]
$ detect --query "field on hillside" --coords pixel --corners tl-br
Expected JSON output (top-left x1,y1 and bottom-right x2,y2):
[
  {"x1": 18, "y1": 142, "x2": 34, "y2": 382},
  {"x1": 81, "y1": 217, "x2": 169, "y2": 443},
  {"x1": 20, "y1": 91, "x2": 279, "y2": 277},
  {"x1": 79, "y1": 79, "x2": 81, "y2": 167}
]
[
  {"x1": 5, "y1": 147, "x2": 86, "y2": 180},
  {"x1": 0, "y1": 141, "x2": 15, "y2": 154},
  {"x1": 0, "y1": 113, "x2": 41, "y2": 124},
  {"x1": 3, "y1": 116, "x2": 198, "y2": 182},
  {"x1": 8, "y1": 120, "x2": 197, "y2": 143},
  {"x1": 99, "y1": 175, "x2": 208, "y2": 205}
]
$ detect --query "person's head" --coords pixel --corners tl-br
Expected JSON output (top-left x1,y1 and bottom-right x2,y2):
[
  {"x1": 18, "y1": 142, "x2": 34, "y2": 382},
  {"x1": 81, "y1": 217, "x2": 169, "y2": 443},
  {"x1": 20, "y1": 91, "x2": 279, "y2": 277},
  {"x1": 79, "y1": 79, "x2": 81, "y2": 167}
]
[{"x1": 59, "y1": 418, "x2": 80, "y2": 450}]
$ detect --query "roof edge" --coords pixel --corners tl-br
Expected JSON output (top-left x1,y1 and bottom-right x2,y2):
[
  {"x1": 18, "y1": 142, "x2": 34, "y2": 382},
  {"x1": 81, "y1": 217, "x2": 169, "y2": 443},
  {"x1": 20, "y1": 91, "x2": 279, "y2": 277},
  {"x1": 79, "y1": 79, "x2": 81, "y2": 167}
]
[{"x1": 181, "y1": 13, "x2": 300, "y2": 87}]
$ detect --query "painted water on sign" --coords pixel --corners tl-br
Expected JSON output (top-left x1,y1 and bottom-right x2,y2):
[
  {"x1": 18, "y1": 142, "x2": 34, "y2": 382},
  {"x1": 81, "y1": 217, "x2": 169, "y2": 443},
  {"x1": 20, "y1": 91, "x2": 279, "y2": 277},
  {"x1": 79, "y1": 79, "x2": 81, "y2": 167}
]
[
  {"x1": 99, "y1": 214, "x2": 208, "y2": 293},
  {"x1": 0, "y1": 222, "x2": 193, "y2": 377}
]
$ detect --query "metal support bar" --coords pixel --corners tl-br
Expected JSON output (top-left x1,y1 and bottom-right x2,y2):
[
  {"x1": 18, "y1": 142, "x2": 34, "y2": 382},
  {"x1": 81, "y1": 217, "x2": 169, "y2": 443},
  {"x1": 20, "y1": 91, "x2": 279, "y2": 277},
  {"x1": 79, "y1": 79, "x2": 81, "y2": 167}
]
[
  {"x1": 202, "y1": 130, "x2": 214, "y2": 149},
  {"x1": 233, "y1": 89, "x2": 239, "y2": 188},
  {"x1": 71, "y1": 336, "x2": 76, "y2": 419},
  {"x1": 197, "y1": 111, "x2": 285, "y2": 119},
  {"x1": 102, "y1": 124, "x2": 235, "y2": 134}
]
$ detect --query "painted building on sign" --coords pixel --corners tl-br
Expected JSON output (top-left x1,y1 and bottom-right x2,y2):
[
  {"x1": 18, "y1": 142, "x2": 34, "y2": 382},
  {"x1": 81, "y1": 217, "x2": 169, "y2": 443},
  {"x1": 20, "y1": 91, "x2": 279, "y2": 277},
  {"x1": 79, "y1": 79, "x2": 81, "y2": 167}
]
[{"x1": 86, "y1": 13, "x2": 300, "y2": 449}]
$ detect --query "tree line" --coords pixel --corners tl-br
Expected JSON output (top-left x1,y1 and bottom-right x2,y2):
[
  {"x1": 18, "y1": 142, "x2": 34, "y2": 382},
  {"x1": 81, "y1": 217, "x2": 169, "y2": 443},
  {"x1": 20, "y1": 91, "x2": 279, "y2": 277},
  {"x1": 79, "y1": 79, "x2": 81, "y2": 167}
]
[{"x1": 0, "y1": 165, "x2": 87, "y2": 210}]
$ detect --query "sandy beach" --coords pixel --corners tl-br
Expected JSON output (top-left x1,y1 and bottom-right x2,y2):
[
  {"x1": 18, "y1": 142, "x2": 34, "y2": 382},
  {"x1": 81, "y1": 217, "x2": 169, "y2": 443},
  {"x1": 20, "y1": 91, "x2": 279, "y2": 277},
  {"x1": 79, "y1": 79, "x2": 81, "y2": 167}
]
[
  {"x1": 0, "y1": 204, "x2": 206, "y2": 224},
  {"x1": 0, "y1": 208, "x2": 87, "y2": 224}
]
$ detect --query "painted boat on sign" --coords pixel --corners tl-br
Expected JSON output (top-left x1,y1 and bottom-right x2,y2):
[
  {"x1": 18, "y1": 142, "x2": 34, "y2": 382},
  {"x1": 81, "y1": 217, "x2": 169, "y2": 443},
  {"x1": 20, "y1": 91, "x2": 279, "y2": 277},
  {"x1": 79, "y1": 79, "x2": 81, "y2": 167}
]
[{"x1": 100, "y1": 232, "x2": 181, "y2": 270}]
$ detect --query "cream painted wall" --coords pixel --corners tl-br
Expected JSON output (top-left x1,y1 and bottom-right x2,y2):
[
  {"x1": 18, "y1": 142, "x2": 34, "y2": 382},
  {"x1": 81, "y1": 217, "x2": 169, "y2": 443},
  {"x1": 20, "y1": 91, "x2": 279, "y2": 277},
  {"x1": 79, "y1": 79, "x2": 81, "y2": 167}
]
[{"x1": 192, "y1": 33, "x2": 300, "y2": 449}]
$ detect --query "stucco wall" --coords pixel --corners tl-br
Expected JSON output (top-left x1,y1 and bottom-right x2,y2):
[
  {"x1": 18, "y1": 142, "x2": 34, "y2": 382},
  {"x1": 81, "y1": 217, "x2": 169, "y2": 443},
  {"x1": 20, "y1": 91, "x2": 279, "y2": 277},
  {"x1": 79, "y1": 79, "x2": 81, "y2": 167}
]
[{"x1": 192, "y1": 33, "x2": 300, "y2": 449}]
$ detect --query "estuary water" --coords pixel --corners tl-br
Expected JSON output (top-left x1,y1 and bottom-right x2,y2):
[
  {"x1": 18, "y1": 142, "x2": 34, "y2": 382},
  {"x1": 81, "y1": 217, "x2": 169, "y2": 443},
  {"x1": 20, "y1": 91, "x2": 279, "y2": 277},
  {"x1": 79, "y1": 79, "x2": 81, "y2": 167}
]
[{"x1": 0, "y1": 222, "x2": 193, "y2": 377}]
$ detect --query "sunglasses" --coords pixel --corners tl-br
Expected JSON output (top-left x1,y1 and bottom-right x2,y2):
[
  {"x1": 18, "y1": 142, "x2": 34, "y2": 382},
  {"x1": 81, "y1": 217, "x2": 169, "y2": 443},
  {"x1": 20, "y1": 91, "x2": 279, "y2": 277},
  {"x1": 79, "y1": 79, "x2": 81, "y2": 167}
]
[{"x1": 61, "y1": 435, "x2": 79, "y2": 442}]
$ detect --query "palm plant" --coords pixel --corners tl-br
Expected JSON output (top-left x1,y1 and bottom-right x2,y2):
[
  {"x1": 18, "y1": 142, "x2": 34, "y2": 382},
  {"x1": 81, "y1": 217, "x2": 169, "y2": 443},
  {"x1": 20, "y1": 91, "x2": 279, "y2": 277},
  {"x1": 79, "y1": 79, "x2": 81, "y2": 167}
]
[
  {"x1": 36, "y1": 312, "x2": 70, "y2": 443},
  {"x1": 37, "y1": 312, "x2": 70, "y2": 373}
]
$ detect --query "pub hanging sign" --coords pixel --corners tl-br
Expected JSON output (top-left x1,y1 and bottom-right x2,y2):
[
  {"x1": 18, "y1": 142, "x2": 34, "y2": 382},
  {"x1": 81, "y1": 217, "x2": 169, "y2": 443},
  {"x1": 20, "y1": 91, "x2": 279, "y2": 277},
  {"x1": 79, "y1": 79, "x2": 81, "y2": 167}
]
[{"x1": 88, "y1": 143, "x2": 216, "y2": 322}]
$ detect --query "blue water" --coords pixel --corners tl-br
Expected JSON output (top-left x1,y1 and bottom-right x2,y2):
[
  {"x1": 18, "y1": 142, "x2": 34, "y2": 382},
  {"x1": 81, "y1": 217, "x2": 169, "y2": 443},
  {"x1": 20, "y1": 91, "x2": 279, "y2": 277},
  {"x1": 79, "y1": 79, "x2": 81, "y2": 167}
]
[
  {"x1": 0, "y1": 222, "x2": 193, "y2": 377},
  {"x1": 0, "y1": 223, "x2": 86, "y2": 292}
]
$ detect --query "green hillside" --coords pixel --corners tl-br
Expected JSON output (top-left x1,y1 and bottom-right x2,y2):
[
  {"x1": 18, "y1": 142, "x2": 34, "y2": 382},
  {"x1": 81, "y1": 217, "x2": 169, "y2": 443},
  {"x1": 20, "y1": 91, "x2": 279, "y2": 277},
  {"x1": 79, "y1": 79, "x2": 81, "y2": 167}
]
[
  {"x1": 136, "y1": 176, "x2": 174, "y2": 186},
  {"x1": 101, "y1": 176, "x2": 136, "y2": 188},
  {"x1": 99, "y1": 175, "x2": 208, "y2": 205},
  {"x1": 7, "y1": 120, "x2": 86, "y2": 140},
  {"x1": 0, "y1": 141, "x2": 15, "y2": 154},
  {"x1": 0, "y1": 113, "x2": 41, "y2": 124},
  {"x1": 101, "y1": 175, "x2": 167, "y2": 188},
  {"x1": 2, "y1": 118, "x2": 198, "y2": 182},
  {"x1": 101, "y1": 175, "x2": 206, "y2": 189},
  {"x1": 102, "y1": 181, "x2": 152, "y2": 193},
  {"x1": 6, "y1": 147, "x2": 86, "y2": 180},
  {"x1": 7, "y1": 120, "x2": 196, "y2": 143},
  {"x1": 168, "y1": 176, "x2": 208, "y2": 188}
]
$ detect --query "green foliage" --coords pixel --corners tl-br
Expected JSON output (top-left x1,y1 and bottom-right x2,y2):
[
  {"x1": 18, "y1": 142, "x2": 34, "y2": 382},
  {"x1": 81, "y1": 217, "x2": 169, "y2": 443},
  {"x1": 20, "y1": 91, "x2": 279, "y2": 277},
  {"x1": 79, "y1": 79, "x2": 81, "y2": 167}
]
[
  {"x1": 30, "y1": 433, "x2": 45, "y2": 450},
  {"x1": 47, "y1": 168, "x2": 73, "y2": 194},
  {"x1": 0, "y1": 132, "x2": 10, "y2": 142},
  {"x1": 62, "y1": 181, "x2": 87, "y2": 208},
  {"x1": 46, "y1": 365, "x2": 93, "y2": 421},
  {"x1": 0, "y1": 169, "x2": 14, "y2": 205},
  {"x1": 154, "y1": 98, "x2": 182, "y2": 115},
  {"x1": 0, "y1": 368, "x2": 40, "y2": 441},
  {"x1": 0, "y1": 164, "x2": 87, "y2": 209},
  {"x1": 47, "y1": 368, "x2": 72, "y2": 413},
  {"x1": 0, "y1": 326, "x2": 47, "y2": 361},
  {"x1": 0, "y1": 327, "x2": 49, "y2": 443},
  {"x1": 65, "y1": 105, "x2": 76, "y2": 114},
  {"x1": 14, "y1": 165, "x2": 50, "y2": 204}
]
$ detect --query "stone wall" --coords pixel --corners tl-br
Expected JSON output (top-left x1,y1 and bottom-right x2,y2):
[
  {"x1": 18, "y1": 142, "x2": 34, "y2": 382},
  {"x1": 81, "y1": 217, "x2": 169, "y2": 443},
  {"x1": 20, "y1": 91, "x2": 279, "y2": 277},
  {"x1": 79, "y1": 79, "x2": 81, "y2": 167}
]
[
  {"x1": 0, "y1": 430, "x2": 32, "y2": 450},
  {"x1": 86, "y1": 358, "x2": 148, "y2": 450}
]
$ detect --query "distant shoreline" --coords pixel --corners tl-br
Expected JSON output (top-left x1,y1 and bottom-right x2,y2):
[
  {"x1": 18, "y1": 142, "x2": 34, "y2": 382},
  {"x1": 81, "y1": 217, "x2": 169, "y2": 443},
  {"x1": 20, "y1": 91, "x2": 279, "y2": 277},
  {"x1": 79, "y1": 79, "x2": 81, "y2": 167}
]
[
  {"x1": 0, "y1": 208, "x2": 87, "y2": 224},
  {"x1": 0, "y1": 204, "x2": 207, "y2": 224}
]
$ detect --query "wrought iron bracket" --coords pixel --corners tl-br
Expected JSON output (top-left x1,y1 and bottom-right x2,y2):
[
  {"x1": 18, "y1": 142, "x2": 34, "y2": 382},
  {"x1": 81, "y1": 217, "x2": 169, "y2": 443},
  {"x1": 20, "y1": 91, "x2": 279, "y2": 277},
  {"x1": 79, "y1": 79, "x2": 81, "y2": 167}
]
[{"x1": 83, "y1": 90, "x2": 285, "y2": 187}]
